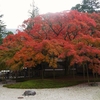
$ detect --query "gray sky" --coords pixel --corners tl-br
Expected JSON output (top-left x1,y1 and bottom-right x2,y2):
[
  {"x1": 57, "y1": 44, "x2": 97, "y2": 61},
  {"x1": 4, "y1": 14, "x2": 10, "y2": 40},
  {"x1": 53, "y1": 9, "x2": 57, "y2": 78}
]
[{"x1": 0, "y1": 0, "x2": 81, "y2": 29}]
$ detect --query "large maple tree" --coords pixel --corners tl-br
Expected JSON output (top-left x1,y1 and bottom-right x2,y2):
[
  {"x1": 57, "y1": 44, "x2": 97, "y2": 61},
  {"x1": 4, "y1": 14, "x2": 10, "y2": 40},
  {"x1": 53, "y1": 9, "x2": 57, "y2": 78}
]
[{"x1": 0, "y1": 10, "x2": 100, "y2": 76}]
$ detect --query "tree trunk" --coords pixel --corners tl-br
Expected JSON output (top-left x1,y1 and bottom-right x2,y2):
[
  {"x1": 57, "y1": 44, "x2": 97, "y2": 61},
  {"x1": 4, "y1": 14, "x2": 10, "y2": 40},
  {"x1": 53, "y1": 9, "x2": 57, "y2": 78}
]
[
  {"x1": 93, "y1": 72, "x2": 96, "y2": 83},
  {"x1": 83, "y1": 64, "x2": 86, "y2": 81},
  {"x1": 28, "y1": 68, "x2": 31, "y2": 79},
  {"x1": 64, "y1": 63, "x2": 67, "y2": 75},
  {"x1": 95, "y1": 73, "x2": 98, "y2": 81},
  {"x1": 64, "y1": 58, "x2": 70, "y2": 76},
  {"x1": 72, "y1": 66, "x2": 75, "y2": 80},
  {"x1": 24, "y1": 68, "x2": 27, "y2": 78},
  {"x1": 15, "y1": 71, "x2": 18, "y2": 82},
  {"x1": 86, "y1": 64, "x2": 90, "y2": 85},
  {"x1": 53, "y1": 68, "x2": 55, "y2": 79},
  {"x1": 41, "y1": 63, "x2": 44, "y2": 79}
]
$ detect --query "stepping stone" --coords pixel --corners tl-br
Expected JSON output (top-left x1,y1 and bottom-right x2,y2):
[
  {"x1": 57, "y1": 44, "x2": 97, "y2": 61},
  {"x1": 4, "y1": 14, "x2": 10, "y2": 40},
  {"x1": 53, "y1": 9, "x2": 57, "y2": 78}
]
[{"x1": 22, "y1": 90, "x2": 36, "y2": 96}]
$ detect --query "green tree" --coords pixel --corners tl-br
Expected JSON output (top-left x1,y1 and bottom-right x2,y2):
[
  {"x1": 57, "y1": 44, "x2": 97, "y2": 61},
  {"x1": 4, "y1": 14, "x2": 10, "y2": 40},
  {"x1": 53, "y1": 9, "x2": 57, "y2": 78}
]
[
  {"x1": 0, "y1": 14, "x2": 6, "y2": 44},
  {"x1": 2, "y1": 31, "x2": 14, "y2": 39},
  {"x1": 71, "y1": 0, "x2": 100, "y2": 13},
  {"x1": 29, "y1": 0, "x2": 39, "y2": 18},
  {"x1": 24, "y1": 0, "x2": 39, "y2": 33}
]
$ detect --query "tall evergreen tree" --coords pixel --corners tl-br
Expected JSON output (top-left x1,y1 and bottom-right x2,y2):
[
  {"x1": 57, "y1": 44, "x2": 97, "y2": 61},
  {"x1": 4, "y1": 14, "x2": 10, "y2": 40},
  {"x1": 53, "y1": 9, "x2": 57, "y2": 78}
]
[
  {"x1": 29, "y1": 0, "x2": 39, "y2": 18},
  {"x1": 26, "y1": 0, "x2": 39, "y2": 30},
  {"x1": 0, "y1": 14, "x2": 6, "y2": 44},
  {"x1": 71, "y1": 0, "x2": 100, "y2": 13}
]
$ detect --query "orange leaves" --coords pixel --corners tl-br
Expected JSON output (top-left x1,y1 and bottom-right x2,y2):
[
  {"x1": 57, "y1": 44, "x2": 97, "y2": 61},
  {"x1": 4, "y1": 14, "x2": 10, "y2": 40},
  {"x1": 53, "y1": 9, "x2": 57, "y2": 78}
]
[
  {"x1": 72, "y1": 36, "x2": 100, "y2": 74},
  {"x1": 42, "y1": 39, "x2": 64, "y2": 57},
  {"x1": 61, "y1": 41, "x2": 76, "y2": 57},
  {"x1": 24, "y1": 61, "x2": 36, "y2": 68},
  {"x1": 10, "y1": 61, "x2": 23, "y2": 71},
  {"x1": 0, "y1": 45, "x2": 8, "y2": 51},
  {"x1": 5, "y1": 39, "x2": 64, "y2": 69},
  {"x1": 2, "y1": 31, "x2": 33, "y2": 50},
  {"x1": 93, "y1": 38, "x2": 100, "y2": 48},
  {"x1": 34, "y1": 53, "x2": 45, "y2": 63},
  {"x1": 33, "y1": 42, "x2": 43, "y2": 52}
]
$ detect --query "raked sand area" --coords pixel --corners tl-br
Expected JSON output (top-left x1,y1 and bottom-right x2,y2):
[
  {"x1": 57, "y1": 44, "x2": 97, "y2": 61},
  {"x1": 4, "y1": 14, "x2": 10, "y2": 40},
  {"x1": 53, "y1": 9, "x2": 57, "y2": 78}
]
[{"x1": 0, "y1": 82, "x2": 100, "y2": 100}]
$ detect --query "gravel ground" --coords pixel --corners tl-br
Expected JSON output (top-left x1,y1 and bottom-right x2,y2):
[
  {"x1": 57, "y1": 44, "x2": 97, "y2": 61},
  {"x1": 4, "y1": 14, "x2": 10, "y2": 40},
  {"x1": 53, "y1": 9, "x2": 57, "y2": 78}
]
[{"x1": 0, "y1": 82, "x2": 100, "y2": 100}]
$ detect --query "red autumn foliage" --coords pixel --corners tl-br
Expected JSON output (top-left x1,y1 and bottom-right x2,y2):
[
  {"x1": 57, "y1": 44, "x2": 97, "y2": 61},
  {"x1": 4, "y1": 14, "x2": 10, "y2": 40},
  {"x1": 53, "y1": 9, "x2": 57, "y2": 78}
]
[
  {"x1": 0, "y1": 10, "x2": 100, "y2": 74},
  {"x1": 23, "y1": 10, "x2": 96, "y2": 41}
]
